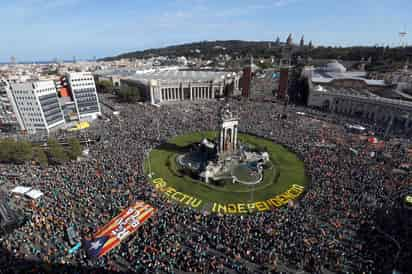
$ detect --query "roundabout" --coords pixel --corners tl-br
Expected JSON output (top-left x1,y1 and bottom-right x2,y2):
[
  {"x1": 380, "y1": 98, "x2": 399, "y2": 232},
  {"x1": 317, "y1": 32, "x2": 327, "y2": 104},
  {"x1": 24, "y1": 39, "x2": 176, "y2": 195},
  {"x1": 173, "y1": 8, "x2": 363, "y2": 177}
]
[{"x1": 146, "y1": 131, "x2": 308, "y2": 214}]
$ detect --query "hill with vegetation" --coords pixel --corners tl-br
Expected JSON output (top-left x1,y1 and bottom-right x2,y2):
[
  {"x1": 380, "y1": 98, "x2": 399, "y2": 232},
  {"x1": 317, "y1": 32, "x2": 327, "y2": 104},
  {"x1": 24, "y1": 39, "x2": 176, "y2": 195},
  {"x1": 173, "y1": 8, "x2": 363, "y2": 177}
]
[
  {"x1": 102, "y1": 40, "x2": 412, "y2": 71},
  {"x1": 102, "y1": 40, "x2": 280, "y2": 60}
]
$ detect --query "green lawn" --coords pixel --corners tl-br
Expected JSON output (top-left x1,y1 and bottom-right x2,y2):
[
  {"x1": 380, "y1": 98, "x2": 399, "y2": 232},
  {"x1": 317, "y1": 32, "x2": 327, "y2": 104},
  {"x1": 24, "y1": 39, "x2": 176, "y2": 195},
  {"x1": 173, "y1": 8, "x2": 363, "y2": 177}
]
[{"x1": 145, "y1": 131, "x2": 307, "y2": 205}]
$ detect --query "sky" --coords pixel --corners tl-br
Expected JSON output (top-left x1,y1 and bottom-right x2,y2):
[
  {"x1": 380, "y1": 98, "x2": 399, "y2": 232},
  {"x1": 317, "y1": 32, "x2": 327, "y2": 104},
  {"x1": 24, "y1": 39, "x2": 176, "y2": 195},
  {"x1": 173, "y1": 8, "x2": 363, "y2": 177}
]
[{"x1": 0, "y1": 0, "x2": 411, "y2": 62}]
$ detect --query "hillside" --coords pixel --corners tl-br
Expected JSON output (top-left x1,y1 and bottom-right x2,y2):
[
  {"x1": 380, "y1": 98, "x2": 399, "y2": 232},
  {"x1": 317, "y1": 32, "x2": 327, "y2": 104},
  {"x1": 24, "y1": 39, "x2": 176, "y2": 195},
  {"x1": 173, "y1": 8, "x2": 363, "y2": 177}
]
[
  {"x1": 102, "y1": 40, "x2": 412, "y2": 70},
  {"x1": 101, "y1": 40, "x2": 283, "y2": 61}
]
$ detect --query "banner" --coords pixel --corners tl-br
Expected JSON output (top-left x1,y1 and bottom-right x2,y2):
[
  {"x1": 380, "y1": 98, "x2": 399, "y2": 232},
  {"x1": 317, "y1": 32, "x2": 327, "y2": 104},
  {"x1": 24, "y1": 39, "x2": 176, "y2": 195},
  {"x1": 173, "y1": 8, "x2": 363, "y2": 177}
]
[{"x1": 84, "y1": 201, "x2": 156, "y2": 258}]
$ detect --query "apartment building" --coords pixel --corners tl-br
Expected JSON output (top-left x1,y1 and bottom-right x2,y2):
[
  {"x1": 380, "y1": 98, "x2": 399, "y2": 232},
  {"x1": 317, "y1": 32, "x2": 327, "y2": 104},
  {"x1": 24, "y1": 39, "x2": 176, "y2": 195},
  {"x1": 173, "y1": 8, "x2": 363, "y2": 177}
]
[
  {"x1": 9, "y1": 80, "x2": 65, "y2": 134},
  {"x1": 66, "y1": 72, "x2": 101, "y2": 119}
]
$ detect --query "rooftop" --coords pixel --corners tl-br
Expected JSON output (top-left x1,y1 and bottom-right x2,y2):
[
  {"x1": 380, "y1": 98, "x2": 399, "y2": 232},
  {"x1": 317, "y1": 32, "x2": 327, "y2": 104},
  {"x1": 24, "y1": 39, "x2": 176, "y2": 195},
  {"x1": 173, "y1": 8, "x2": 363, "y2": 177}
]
[
  {"x1": 95, "y1": 68, "x2": 238, "y2": 83},
  {"x1": 312, "y1": 70, "x2": 386, "y2": 87},
  {"x1": 126, "y1": 70, "x2": 237, "y2": 83}
]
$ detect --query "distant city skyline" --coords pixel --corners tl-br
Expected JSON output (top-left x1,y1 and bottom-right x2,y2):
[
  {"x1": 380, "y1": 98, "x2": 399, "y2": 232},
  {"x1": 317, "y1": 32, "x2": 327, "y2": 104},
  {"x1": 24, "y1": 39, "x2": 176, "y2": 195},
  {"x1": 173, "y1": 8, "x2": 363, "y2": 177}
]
[{"x1": 0, "y1": 0, "x2": 411, "y2": 62}]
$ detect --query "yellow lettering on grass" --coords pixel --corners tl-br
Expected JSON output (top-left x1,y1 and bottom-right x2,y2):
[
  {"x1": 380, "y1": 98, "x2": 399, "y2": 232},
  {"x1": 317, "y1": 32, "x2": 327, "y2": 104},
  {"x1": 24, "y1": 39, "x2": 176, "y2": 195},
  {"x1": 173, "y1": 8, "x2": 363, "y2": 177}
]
[
  {"x1": 237, "y1": 203, "x2": 247, "y2": 214},
  {"x1": 217, "y1": 204, "x2": 227, "y2": 214},
  {"x1": 171, "y1": 191, "x2": 184, "y2": 201},
  {"x1": 190, "y1": 199, "x2": 202, "y2": 208},
  {"x1": 164, "y1": 187, "x2": 176, "y2": 196},
  {"x1": 247, "y1": 203, "x2": 255, "y2": 212},
  {"x1": 255, "y1": 201, "x2": 270, "y2": 211},
  {"x1": 227, "y1": 204, "x2": 237, "y2": 214}
]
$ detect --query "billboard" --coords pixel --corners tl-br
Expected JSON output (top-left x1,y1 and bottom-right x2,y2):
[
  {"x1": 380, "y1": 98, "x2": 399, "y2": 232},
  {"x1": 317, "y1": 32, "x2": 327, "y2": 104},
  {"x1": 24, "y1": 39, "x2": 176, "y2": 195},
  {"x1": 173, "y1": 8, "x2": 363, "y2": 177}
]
[{"x1": 84, "y1": 201, "x2": 156, "y2": 258}]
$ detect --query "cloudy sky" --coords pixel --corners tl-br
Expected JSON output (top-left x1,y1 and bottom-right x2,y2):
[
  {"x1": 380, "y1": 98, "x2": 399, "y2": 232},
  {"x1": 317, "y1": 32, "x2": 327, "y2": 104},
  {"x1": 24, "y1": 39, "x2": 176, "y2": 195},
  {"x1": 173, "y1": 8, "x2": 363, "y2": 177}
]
[{"x1": 0, "y1": 0, "x2": 410, "y2": 62}]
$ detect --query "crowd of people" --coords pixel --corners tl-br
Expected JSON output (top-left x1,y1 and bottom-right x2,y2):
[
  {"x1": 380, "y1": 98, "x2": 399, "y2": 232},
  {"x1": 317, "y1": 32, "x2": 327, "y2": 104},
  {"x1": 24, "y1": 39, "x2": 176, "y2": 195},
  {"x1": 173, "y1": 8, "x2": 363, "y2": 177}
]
[{"x1": 0, "y1": 94, "x2": 411, "y2": 273}]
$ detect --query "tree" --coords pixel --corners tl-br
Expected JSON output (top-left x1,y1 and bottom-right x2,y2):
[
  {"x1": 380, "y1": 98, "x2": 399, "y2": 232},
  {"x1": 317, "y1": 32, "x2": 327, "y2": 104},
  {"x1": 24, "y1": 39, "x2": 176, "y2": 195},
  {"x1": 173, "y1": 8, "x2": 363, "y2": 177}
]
[
  {"x1": 0, "y1": 138, "x2": 16, "y2": 162},
  {"x1": 117, "y1": 86, "x2": 141, "y2": 103},
  {"x1": 12, "y1": 141, "x2": 33, "y2": 163},
  {"x1": 33, "y1": 147, "x2": 48, "y2": 167},
  {"x1": 47, "y1": 138, "x2": 68, "y2": 164},
  {"x1": 0, "y1": 139, "x2": 33, "y2": 164},
  {"x1": 97, "y1": 80, "x2": 113, "y2": 93},
  {"x1": 67, "y1": 138, "x2": 82, "y2": 160}
]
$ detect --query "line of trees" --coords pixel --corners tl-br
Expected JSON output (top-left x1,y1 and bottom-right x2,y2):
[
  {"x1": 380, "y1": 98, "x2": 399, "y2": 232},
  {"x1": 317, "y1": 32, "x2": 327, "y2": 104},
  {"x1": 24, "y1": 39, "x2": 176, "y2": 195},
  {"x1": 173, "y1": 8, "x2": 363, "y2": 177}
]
[
  {"x1": 0, "y1": 138, "x2": 83, "y2": 166},
  {"x1": 117, "y1": 86, "x2": 142, "y2": 103},
  {"x1": 96, "y1": 80, "x2": 113, "y2": 93},
  {"x1": 96, "y1": 79, "x2": 143, "y2": 103}
]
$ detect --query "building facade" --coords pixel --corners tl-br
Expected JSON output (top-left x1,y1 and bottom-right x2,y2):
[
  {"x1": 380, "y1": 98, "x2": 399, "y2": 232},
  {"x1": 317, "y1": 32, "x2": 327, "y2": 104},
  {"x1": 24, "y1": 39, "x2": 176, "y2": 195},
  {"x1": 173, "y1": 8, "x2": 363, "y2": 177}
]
[
  {"x1": 123, "y1": 70, "x2": 241, "y2": 105},
  {"x1": 94, "y1": 69, "x2": 241, "y2": 105},
  {"x1": 9, "y1": 80, "x2": 65, "y2": 134},
  {"x1": 304, "y1": 61, "x2": 412, "y2": 134},
  {"x1": 67, "y1": 72, "x2": 101, "y2": 119},
  {"x1": 0, "y1": 80, "x2": 20, "y2": 131}
]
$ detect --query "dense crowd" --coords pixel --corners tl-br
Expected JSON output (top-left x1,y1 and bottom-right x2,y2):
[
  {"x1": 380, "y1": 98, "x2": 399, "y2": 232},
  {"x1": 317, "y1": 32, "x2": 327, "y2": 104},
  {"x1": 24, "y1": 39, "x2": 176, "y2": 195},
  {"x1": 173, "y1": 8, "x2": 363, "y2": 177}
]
[{"x1": 0, "y1": 94, "x2": 411, "y2": 274}]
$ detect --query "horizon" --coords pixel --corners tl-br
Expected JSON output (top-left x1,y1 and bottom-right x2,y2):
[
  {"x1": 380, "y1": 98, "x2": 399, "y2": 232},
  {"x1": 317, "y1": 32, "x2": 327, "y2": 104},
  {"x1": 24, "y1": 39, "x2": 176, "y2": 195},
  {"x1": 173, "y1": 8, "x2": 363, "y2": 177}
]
[{"x1": 1, "y1": 0, "x2": 411, "y2": 63}]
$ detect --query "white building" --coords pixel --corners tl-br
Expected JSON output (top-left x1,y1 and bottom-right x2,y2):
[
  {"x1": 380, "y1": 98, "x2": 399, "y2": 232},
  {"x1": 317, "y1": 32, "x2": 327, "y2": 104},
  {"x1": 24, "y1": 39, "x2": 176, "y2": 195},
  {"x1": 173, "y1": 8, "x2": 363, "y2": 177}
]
[
  {"x1": 0, "y1": 80, "x2": 21, "y2": 131},
  {"x1": 9, "y1": 80, "x2": 65, "y2": 134},
  {"x1": 66, "y1": 72, "x2": 101, "y2": 119},
  {"x1": 119, "y1": 70, "x2": 241, "y2": 105}
]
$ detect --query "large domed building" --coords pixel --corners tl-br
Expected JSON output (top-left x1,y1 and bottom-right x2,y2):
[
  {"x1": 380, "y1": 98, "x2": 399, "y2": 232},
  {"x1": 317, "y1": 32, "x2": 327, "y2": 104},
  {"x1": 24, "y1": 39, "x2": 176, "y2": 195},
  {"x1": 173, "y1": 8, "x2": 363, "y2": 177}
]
[
  {"x1": 324, "y1": 60, "x2": 347, "y2": 73},
  {"x1": 306, "y1": 59, "x2": 389, "y2": 93}
]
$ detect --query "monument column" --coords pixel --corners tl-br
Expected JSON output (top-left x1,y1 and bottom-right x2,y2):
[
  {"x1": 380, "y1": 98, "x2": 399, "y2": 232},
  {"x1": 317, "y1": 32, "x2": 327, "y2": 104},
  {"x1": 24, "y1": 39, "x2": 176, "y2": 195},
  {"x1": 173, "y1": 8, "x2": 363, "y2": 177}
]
[
  {"x1": 230, "y1": 128, "x2": 234, "y2": 149},
  {"x1": 234, "y1": 126, "x2": 238, "y2": 151},
  {"x1": 220, "y1": 128, "x2": 224, "y2": 153},
  {"x1": 225, "y1": 128, "x2": 229, "y2": 151},
  {"x1": 180, "y1": 85, "x2": 183, "y2": 100},
  {"x1": 150, "y1": 87, "x2": 155, "y2": 104}
]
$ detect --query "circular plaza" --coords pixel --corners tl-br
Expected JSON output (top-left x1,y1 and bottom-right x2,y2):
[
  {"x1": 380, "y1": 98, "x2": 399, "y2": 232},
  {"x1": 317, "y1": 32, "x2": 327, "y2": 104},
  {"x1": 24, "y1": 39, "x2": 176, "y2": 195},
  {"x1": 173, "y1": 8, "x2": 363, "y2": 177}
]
[{"x1": 146, "y1": 131, "x2": 307, "y2": 214}]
